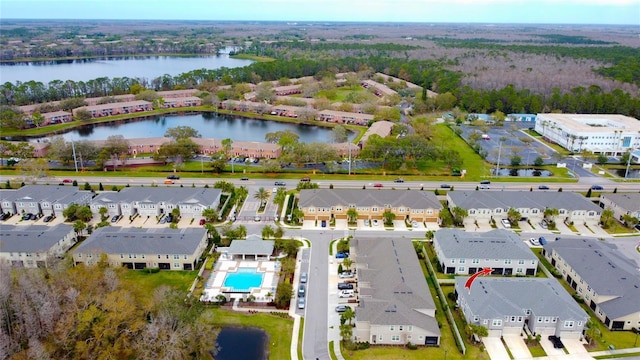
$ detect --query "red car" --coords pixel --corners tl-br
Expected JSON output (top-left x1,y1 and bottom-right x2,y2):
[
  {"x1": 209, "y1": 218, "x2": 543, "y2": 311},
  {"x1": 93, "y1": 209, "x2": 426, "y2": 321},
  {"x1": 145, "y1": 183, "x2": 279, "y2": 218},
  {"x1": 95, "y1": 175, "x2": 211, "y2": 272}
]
[
  {"x1": 199, "y1": 219, "x2": 206, "y2": 225},
  {"x1": 62, "y1": 179, "x2": 73, "y2": 183},
  {"x1": 373, "y1": 183, "x2": 383, "y2": 188}
]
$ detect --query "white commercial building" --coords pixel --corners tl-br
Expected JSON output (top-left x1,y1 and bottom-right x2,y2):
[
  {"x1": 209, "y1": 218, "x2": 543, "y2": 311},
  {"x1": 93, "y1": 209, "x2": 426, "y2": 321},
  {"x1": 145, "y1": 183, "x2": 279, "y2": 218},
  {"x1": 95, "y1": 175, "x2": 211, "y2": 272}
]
[{"x1": 535, "y1": 113, "x2": 640, "y2": 155}]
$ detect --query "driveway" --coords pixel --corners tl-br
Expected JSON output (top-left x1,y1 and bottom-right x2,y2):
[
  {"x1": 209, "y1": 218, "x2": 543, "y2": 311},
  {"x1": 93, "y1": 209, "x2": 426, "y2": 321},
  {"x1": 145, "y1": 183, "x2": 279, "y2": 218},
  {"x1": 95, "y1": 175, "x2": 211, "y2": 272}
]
[
  {"x1": 517, "y1": 221, "x2": 535, "y2": 232},
  {"x1": 482, "y1": 337, "x2": 510, "y2": 360},
  {"x1": 563, "y1": 338, "x2": 589, "y2": 355},
  {"x1": 502, "y1": 335, "x2": 532, "y2": 359},
  {"x1": 539, "y1": 335, "x2": 567, "y2": 357}
]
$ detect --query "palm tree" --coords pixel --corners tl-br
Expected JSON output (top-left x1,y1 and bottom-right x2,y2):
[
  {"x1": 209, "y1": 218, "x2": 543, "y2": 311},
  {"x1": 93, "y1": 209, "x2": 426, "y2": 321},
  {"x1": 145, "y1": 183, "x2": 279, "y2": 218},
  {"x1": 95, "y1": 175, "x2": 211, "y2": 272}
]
[
  {"x1": 201, "y1": 208, "x2": 218, "y2": 222},
  {"x1": 342, "y1": 307, "x2": 356, "y2": 326},
  {"x1": 98, "y1": 207, "x2": 108, "y2": 221},
  {"x1": 342, "y1": 258, "x2": 353, "y2": 272},
  {"x1": 507, "y1": 208, "x2": 521, "y2": 223},
  {"x1": 254, "y1": 187, "x2": 270, "y2": 205},
  {"x1": 382, "y1": 210, "x2": 396, "y2": 226},
  {"x1": 262, "y1": 225, "x2": 275, "y2": 239},
  {"x1": 346, "y1": 208, "x2": 358, "y2": 224},
  {"x1": 273, "y1": 226, "x2": 285, "y2": 239},
  {"x1": 451, "y1": 206, "x2": 468, "y2": 226}
]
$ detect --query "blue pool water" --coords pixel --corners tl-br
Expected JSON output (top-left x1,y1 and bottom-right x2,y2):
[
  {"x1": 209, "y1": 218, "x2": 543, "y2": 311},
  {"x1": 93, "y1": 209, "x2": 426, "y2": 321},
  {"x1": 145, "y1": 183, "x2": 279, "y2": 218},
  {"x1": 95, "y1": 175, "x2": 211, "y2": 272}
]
[{"x1": 223, "y1": 268, "x2": 264, "y2": 292}]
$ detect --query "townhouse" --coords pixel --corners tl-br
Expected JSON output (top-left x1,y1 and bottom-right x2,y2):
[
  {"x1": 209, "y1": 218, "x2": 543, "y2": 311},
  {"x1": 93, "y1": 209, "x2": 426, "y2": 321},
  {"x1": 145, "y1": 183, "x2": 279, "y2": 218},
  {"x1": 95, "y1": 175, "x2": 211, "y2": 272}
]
[
  {"x1": 72, "y1": 227, "x2": 208, "y2": 271},
  {"x1": 542, "y1": 237, "x2": 640, "y2": 331},
  {"x1": 454, "y1": 277, "x2": 588, "y2": 338},
  {"x1": 447, "y1": 191, "x2": 602, "y2": 226},
  {"x1": 90, "y1": 187, "x2": 222, "y2": 219},
  {"x1": 358, "y1": 120, "x2": 395, "y2": 148},
  {"x1": 0, "y1": 224, "x2": 76, "y2": 268},
  {"x1": 40, "y1": 110, "x2": 73, "y2": 125},
  {"x1": 298, "y1": 189, "x2": 442, "y2": 223},
  {"x1": 73, "y1": 100, "x2": 153, "y2": 118},
  {"x1": 317, "y1": 110, "x2": 373, "y2": 126},
  {"x1": 353, "y1": 237, "x2": 441, "y2": 346},
  {"x1": 161, "y1": 96, "x2": 202, "y2": 108},
  {"x1": 599, "y1": 193, "x2": 640, "y2": 223},
  {"x1": 433, "y1": 229, "x2": 539, "y2": 276},
  {"x1": 0, "y1": 185, "x2": 93, "y2": 216}
]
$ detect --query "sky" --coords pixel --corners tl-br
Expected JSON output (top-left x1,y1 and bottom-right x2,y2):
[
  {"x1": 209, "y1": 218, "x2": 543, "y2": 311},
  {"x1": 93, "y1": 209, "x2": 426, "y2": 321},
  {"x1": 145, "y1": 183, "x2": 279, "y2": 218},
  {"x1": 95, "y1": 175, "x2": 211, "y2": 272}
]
[{"x1": 1, "y1": 0, "x2": 639, "y2": 25}]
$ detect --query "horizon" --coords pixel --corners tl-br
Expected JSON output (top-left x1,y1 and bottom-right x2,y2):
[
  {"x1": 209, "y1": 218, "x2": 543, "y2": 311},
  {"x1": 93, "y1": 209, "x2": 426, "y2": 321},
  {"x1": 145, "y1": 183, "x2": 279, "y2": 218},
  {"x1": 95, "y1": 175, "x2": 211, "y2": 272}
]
[{"x1": 1, "y1": 0, "x2": 639, "y2": 26}]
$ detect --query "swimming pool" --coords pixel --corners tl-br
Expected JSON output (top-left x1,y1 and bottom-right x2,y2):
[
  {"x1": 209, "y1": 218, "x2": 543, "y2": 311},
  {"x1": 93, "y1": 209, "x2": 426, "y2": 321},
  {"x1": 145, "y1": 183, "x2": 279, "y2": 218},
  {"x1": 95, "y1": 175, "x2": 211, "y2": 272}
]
[{"x1": 223, "y1": 268, "x2": 264, "y2": 292}]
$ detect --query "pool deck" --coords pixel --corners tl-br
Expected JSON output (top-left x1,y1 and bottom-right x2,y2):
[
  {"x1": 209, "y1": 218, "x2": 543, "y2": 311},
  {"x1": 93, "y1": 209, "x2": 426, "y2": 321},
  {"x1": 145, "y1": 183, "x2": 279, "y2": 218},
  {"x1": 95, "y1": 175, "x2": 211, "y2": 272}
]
[{"x1": 201, "y1": 259, "x2": 279, "y2": 302}]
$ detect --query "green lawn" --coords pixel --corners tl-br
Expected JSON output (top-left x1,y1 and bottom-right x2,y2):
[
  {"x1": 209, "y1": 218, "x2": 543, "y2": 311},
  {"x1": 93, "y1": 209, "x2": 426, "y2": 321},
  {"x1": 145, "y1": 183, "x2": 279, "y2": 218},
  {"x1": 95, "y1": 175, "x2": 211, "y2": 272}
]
[
  {"x1": 208, "y1": 307, "x2": 293, "y2": 360},
  {"x1": 120, "y1": 269, "x2": 197, "y2": 301},
  {"x1": 316, "y1": 86, "x2": 367, "y2": 102}
]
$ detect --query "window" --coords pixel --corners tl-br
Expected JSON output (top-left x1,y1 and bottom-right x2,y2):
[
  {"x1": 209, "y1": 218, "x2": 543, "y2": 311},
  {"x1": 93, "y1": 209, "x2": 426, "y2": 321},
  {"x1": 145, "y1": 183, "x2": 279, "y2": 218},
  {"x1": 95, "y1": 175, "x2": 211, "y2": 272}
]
[
  {"x1": 399, "y1": 326, "x2": 403, "y2": 331},
  {"x1": 78, "y1": 253, "x2": 82, "y2": 258},
  {"x1": 451, "y1": 259, "x2": 455, "y2": 264},
  {"x1": 174, "y1": 263, "x2": 180, "y2": 268},
  {"x1": 459, "y1": 259, "x2": 466, "y2": 264},
  {"x1": 390, "y1": 326, "x2": 394, "y2": 331},
  {"x1": 473, "y1": 316, "x2": 479, "y2": 322},
  {"x1": 564, "y1": 321, "x2": 574, "y2": 328},
  {"x1": 510, "y1": 316, "x2": 516, "y2": 322},
  {"x1": 472, "y1": 259, "x2": 479, "y2": 264},
  {"x1": 458, "y1": 267, "x2": 465, "y2": 272},
  {"x1": 517, "y1": 316, "x2": 523, "y2": 322},
  {"x1": 537, "y1": 317, "x2": 543, "y2": 322},
  {"x1": 174, "y1": 255, "x2": 180, "y2": 260},
  {"x1": 378, "y1": 335, "x2": 383, "y2": 341},
  {"x1": 505, "y1": 259, "x2": 512, "y2": 264},
  {"x1": 408, "y1": 326, "x2": 413, "y2": 332},
  {"x1": 492, "y1": 319, "x2": 502, "y2": 326},
  {"x1": 391, "y1": 335, "x2": 400, "y2": 342},
  {"x1": 518, "y1": 260, "x2": 525, "y2": 264}
]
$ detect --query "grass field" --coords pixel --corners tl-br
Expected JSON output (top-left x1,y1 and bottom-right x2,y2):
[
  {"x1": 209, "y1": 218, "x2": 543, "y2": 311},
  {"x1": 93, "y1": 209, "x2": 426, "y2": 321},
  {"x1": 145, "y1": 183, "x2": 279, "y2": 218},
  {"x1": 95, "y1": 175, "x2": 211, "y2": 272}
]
[{"x1": 120, "y1": 269, "x2": 196, "y2": 301}]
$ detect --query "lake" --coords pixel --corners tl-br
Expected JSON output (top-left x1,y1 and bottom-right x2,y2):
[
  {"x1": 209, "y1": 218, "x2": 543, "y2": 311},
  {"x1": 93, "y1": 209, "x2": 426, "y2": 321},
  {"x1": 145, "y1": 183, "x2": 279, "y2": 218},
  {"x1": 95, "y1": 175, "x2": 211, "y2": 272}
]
[
  {"x1": 213, "y1": 327, "x2": 267, "y2": 360},
  {"x1": 47, "y1": 112, "x2": 354, "y2": 143},
  {"x1": 0, "y1": 54, "x2": 253, "y2": 84}
]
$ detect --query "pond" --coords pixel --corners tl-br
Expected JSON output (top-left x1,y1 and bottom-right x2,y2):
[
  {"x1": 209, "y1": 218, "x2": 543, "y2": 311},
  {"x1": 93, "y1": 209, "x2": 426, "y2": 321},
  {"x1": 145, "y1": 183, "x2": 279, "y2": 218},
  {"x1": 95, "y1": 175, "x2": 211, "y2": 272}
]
[
  {"x1": 213, "y1": 327, "x2": 268, "y2": 360},
  {"x1": 614, "y1": 168, "x2": 640, "y2": 179},
  {"x1": 35, "y1": 112, "x2": 355, "y2": 143},
  {"x1": 491, "y1": 168, "x2": 553, "y2": 177}
]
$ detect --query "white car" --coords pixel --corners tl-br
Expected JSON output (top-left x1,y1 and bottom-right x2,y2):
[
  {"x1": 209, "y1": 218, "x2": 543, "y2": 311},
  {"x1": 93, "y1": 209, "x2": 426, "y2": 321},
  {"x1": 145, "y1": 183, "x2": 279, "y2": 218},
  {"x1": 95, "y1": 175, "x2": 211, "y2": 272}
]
[
  {"x1": 501, "y1": 219, "x2": 511, "y2": 228},
  {"x1": 373, "y1": 219, "x2": 379, "y2": 226},
  {"x1": 364, "y1": 219, "x2": 370, "y2": 227},
  {"x1": 339, "y1": 272, "x2": 354, "y2": 279},
  {"x1": 529, "y1": 238, "x2": 540, "y2": 246},
  {"x1": 339, "y1": 290, "x2": 355, "y2": 298},
  {"x1": 411, "y1": 221, "x2": 419, "y2": 228}
]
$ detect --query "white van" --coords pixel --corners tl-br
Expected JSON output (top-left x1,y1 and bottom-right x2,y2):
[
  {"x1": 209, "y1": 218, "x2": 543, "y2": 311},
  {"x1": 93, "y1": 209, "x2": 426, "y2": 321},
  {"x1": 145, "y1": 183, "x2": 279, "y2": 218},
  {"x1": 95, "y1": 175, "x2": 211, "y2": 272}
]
[{"x1": 339, "y1": 289, "x2": 355, "y2": 298}]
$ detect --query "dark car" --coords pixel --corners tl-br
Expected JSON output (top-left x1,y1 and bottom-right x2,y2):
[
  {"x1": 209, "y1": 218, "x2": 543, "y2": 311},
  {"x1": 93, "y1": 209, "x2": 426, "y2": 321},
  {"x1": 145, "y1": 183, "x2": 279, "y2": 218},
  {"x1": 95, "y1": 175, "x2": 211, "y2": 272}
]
[
  {"x1": 300, "y1": 177, "x2": 311, "y2": 182},
  {"x1": 0, "y1": 213, "x2": 10, "y2": 221},
  {"x1": 110, "y1": 215, "x2": 120, "y2": 223},
  {"x1": 298, "y1": 284, "x2": 306, "y2": 298},
  {"x1": 480, "y1": 180, "x2": 491, "y2": 185},
  {"x1": 538, "y1": 185, "x2": 550, "y2": 190},
  {"x1": 591, "y1": 185, "x2": 604, "y2": 190},
  {"x1": 240, "y1": 177, "x2": 249, "y2": 181},
  {"x1": 548, "y1": 335, "x2": 564, "y2": 349},
  {"x1": 22, "y1": 213, "x2": 33, "y2": 220},
  {"x1": 43, "y1": 215, "x2": 54, "y2": 223},
  {"x1": 338, "y1": 282, "x2": 354, "y2": 290},
  {"x1": 393, "y1": 178, "x2": 404, "y2": 183},
  {"x1": 274, "y1": 181, "x2": 286, "y2": 186},
  {"x1": 440, "y1": 184, "x2": 451, "y2": 188},
  {"x1": 167, "y1": 174, "x2": 180, "y2": 180},
  {"x1": 321, "y1": 220, "x2": 327, "y2": 227}
]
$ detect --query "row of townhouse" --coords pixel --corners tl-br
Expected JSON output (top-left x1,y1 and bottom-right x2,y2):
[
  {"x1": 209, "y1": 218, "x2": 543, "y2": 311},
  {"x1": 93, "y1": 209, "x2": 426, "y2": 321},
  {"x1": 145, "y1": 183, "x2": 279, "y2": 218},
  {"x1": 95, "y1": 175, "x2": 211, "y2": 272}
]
[
  {"x1": 318, "y1": 110, "x2": 374, "y2": 126},
  {"x1": 599, "y1": 193, "x2": 640, "y2": 223},
  {"x1": 298, "y1": 189, "x2": 442, "y2": 223},
  {"x1": 73, "y1": 227, "x2": 208, "y2": 271},
  {"x1": 0, "y1": 185, "x2": 93, "y2": 216},
  {"x1": 160, "y1": 96, "x2": 202, "y2": 108},
  {"x1": 433, "y1": 229, "x2": 539, "y2": 276},
  {"x1": 352, "y1": 237, "x2": 441, "y2": 346},
  {"x1": 446, "y1": 191, "x2": 602, "y2": 226},
  {"x1": 432, "y1": 227, "x2": 589, "y2": 338},
  {"x1": 0, "y1": 224, "x2": 77, "y2": 268},
  {"x1": 72, "y1": 100, "x2": 154, "y2": 118},
  {"x1": 89, "y1": 187, "x2": 222, "y2": 219},
  {"x1": 542, "y1": 237, "x2": 640, "y2": 331},
  {"x1": 89, "y1": 136, "x2": 282, "y2": 159}
]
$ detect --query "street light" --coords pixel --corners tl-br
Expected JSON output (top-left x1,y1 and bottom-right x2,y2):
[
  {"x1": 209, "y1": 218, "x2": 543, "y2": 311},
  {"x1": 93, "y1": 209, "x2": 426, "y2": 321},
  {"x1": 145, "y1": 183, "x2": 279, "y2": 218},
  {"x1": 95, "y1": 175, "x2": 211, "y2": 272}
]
[{"x1": 624, "y1": 149, "x2": 636, "y2": 179}]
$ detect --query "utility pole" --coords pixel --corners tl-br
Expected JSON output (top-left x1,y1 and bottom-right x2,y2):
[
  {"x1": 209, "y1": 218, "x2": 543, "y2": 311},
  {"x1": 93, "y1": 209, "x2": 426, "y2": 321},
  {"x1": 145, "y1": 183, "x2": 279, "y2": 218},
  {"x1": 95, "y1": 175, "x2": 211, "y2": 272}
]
[
  {"x1": 495, "y1": 140, "x2": 503, "y2": 177},
  {"x1": 624, "y1": 149, "x2": 634, "y2": 179},
  {"x1": 71, "y1": 141, "x2": 78, "y2": 172},
  {"x1": 348, "y1": 144, "x2": 352, "y2": 176}
]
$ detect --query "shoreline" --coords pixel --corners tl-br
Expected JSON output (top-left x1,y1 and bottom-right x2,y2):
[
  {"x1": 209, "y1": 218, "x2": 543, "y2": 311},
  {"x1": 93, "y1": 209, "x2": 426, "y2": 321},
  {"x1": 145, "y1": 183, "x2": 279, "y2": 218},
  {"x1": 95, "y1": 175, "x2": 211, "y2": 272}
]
[{"x1": 0, "y1": 53, "x2": 225, "y2": 64}]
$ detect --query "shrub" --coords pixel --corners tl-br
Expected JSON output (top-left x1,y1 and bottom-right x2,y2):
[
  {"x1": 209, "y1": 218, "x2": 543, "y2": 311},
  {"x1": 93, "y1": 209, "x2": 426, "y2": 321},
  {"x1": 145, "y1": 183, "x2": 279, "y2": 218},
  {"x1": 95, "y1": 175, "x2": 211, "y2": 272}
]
[{"x1": 406, "y1": 342, "x2": 418, "y2": 350}]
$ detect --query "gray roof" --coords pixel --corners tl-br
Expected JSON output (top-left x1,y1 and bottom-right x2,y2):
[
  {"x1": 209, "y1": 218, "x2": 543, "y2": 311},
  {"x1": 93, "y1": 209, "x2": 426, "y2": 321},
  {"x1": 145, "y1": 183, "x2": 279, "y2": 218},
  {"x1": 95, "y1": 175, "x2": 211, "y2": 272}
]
[
  {"x1": 454, "y1": 277, "x2": 588, "y2": 320},
  {"x1": 299, "y1": 189, "x2": 441, "y2": 210},
  {"x1": 0, "y1": 185, "x2": 92, "y2": 205},
  {"x1": 227, "y1": 234, "x2": 274, "y2": 256},
  {"x1": 0, "y1": 224, "x2": 74, "y2": 253},
  {"x1": 434, "y1": 229, "x2": 537, "y2": 262},
  {"x1": 448, "y1": 191, "x2": 601, "y2": 212},
  {"x1": 544, "y1": 238, "x2": 640, "y2": 319},
  {"x1": 74, "y1": 227, "x2": 206, "y2": 255},
  {"x1": 353, "y1": 237, "x2": 440, "y2": 336},
  {"x1": 92, "y1": 187, "x2": 221, "y2": 206},
  {"x1": 601, "y1": 193, "x2": 640, "y2": 213}
]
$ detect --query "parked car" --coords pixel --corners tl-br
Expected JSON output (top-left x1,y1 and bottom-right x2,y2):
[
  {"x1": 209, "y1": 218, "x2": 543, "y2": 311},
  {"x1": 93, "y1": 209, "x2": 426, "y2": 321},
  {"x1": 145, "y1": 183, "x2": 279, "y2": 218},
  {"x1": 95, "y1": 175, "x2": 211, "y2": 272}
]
[
  {"x1": 364, "y1": 219, "x2": 370, "y2": 227},
  {"x1": 298, "y1": 284, "x2": 306, "y2": 298},
  {"x1": 199, "y1": 218, "x2": 206, "y2": 225},
  {"x1": 300, "y1": 272, "x2": 308, "y2": 283},
  {"x1": 300, "y1": 177, "x2": 311, "y2": 182},
  {"x1": 160, "y1": 216, "x2": 167, "y2": 224},
  {"x1": 62, "y1": 178, "x2": 73, "y2": 183},
  {"x1": 166, "y1": 174, "x2": 180, "y2": 180},
  {"x1": 335, "y1": 252, "x2": 349, "y2": 259},
  {"x1": 393, "y1": 178, "x2": 404, "y2": 183},
  {"x1": 501, "y1": 219, "x2": 511, "y2": 228},
  {"x1": 254, "y1": 216, "x2": 261, "y2": 222},
  {"x1": 339, "y1": 272, "x2": 354, "y2": 279},
  {"x1": 297, "y1": 297, "x2": 305, "y2": 309},
  {"x1": 321, "y1": 220, "x2": 327, "y2": 227},
  {"x1": 440, "y1": 184, "x2": 451, "y2": 188},
  {"x1": 338, "y1": 283, "x2": 354, "y2": 290},
  {"x1": 540, "y1": 220, "x2": 548, "y2": 229},
  {"x1": 339, "y1": 290, "x2": 355, "y2": 298},
  {"x1": 412, "y1": 220, "x2": 419, "y2": 228},
  {"x1": 274, "y1": 181, "x2": 286, "y2": 186},
  {"x1": 111, "y1": 215, "x2": 120, "y2": 223},
  {"x1": 373, "y1": 183, "x2": 383, "y2": 188},
  {"x1": 548, "y1": 335, "x2": 564, "y2": 349},
  {"x1": 635, "y1": 224, "x2": 640, "y2": 231},
  {"x1": 373, "y1": 219, "x2": 379, "y2": 226},
  {"x1": 538, "y1": 185, "x2": 550, "y2": 190},
  {"x1": 43, "y1": 215, "x2": 54, "y2": 223},
  {"x1": 22, "y1": 213, "x2": 33, "y2": 220},
  {"x1": 335, "y1": 305, "x2": 349, "y2": 313},
  {"x1": 529, "y1": 238, "x2": 540, "y2": 246},
  {"x1": 0, "y1": 213, "x2": 10, "y2": 221},
  {"x1": 538, "y1": 236, "x2": 548, "y2": 245}
]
